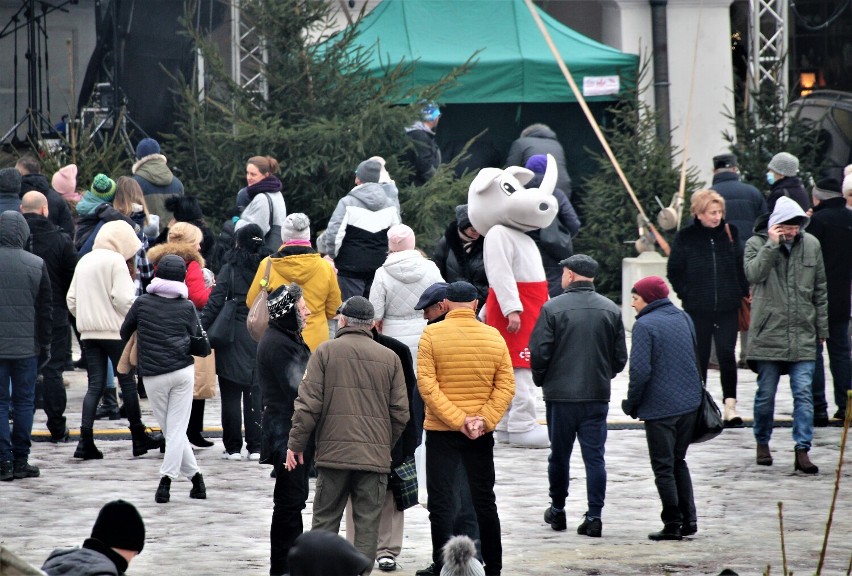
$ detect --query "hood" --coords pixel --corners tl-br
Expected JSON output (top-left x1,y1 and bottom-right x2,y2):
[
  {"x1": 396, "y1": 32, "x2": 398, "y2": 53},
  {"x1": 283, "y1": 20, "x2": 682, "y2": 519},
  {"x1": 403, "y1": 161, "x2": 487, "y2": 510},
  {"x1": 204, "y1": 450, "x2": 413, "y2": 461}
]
[
  {"x1": 41, "y1": 546, "x2": 120, "y2": 575},
  {"x1": 349, "y1": 182, "x2": 393, "y2": 211},
  {"x1": 92, "y1": 220, "x2": 142, "y2": 259},
  {"x1": 0, "y1": 210, "x2": 29, "y2": 248},
  {"x1": 769, "y1": 196, "x2": 810, "y2": 229},
  {"x1": 523, "y1": 124, "x2": 557, "y2": 139},
  {"x1": 147, "y1": 241, "x2": 205, "y2": 268},
  {"x1": 405, "y1": 121, "x2": 435, "y2": 135},
  {"x1": 269, "y1": 252, "x2": 327, "y2": 285},
  {"x1": 382, "y1": 250, "x2": 431, "y2": 283},
  {"x1": 133, "y1": 154, "x2": 176, "y2": 186},
  {"x1": 468, "y1": 153, "x2": 558, "y2": 235},
  {"x1": 20, "y1": 172, "x2": 50, "y2": 194}
]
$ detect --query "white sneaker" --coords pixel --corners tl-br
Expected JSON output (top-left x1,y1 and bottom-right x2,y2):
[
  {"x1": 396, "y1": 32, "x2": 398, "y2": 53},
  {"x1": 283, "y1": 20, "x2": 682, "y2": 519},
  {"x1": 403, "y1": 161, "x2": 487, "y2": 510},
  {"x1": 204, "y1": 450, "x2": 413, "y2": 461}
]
[
  {"x1": 507, "y1": 426, "x2": 550, "y2": 449},
  {"x1": 248, "y1": 452, "x2": 261, "y2": 461},
  {"x1": 221, "y1": 451, "x2": 242, "y2": 461}
]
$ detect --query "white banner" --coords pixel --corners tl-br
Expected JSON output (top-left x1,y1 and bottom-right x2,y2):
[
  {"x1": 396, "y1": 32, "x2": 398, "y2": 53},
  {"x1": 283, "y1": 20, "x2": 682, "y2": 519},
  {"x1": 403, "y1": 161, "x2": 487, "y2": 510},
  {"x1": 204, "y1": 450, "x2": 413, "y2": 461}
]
[{"x1": 582, "y1": 75, "x2": 620, "y2": 97}]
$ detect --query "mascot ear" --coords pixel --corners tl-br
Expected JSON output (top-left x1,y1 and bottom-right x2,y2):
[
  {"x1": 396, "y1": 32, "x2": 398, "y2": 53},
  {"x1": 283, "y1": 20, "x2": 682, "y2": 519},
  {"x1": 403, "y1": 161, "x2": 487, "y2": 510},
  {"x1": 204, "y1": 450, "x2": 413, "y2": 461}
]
[
  {"x1": 505, "y1": 166, "x2": 534, "y2": 186},
  {"x1": 469, "y1": 167, "x2": 503, "y2": 195}
]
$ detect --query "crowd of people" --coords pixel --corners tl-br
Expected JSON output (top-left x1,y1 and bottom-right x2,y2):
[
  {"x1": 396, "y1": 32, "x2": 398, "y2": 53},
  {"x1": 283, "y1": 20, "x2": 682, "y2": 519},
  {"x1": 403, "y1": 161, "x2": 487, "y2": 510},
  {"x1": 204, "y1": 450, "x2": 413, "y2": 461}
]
[{"x1": 1, "y1": 117, "x2": 851, "y2": 576}]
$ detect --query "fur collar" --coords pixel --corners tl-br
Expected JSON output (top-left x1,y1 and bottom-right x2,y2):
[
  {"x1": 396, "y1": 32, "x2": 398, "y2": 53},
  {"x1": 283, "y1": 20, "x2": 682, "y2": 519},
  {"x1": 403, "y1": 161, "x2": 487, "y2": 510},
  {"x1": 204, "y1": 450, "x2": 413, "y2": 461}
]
[
  {"x1": 147, "y1": 241, "x2": 205, "y2": 268},
  {"x1": 132, "y1": 153, "x2": 168, "y2": 175}
]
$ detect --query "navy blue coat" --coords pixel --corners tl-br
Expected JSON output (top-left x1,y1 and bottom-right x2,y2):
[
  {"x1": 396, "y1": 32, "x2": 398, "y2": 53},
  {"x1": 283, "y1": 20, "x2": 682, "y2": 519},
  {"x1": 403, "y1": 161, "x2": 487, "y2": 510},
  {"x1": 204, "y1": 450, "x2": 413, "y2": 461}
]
[
  {"x1": 623, "y1": 299, "x2": 702, "y2": 421},
  {"x1": 710, "y1": 171, "x2": 766, "y2": 250}
]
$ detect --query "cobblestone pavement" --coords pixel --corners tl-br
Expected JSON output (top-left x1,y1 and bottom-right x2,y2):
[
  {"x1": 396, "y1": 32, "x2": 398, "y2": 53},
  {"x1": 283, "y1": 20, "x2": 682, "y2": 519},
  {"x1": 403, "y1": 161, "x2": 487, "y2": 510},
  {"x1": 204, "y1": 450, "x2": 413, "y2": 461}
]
[{"x1": 2, "y1": 339, "x2": 850, "y2": 575}]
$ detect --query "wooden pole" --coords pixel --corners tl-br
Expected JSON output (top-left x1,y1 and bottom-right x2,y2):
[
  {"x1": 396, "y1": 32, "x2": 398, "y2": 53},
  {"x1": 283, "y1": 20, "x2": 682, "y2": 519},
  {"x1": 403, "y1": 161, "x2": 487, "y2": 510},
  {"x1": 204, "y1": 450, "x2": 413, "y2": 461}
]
[{"x1": 522, "y1": 0, "x2": 670, "y2": 255}]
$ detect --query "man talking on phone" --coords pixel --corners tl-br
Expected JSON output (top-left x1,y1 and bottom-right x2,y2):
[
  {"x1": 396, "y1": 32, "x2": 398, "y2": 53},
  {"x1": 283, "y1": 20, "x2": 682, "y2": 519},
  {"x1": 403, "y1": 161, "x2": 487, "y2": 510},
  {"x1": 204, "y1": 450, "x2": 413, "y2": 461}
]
[{"x1": 744, "y1": 196, "x2": 827, "y2": 474}]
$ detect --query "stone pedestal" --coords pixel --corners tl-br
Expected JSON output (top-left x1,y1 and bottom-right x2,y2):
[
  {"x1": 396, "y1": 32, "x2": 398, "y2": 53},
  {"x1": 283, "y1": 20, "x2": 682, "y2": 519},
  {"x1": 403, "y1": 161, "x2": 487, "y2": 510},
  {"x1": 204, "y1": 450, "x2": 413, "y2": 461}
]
[{"x1": 621, "y1": 251, "x2": 681, "y2": 331}]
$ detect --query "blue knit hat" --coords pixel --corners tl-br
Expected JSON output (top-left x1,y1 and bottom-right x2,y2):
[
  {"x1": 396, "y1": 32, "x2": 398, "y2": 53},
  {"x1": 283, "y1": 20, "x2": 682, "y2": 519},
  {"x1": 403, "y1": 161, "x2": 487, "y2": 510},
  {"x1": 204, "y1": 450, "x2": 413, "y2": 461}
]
[{"x1": 135, "y1": 138, "x2": 161, "y2": 160}]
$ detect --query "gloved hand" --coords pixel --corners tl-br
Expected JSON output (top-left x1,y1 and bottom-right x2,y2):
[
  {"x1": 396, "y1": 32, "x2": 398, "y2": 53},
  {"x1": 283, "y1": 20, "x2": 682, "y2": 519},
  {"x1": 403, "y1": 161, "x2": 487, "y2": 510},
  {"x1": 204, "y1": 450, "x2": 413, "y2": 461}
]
[
  {"x1": 621, "y1": 399, "x2": 638, "y2": 419},
  {"x1": 38, "y1": 348, "x2": 51, "y2": 372}
]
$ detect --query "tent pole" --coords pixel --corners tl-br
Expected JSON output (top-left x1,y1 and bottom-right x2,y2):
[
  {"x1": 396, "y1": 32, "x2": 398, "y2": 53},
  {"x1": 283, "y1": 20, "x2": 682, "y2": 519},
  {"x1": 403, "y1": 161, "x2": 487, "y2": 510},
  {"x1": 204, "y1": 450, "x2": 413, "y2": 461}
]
[{"x1": 522, "y1": 0, "x2": 670, "y2": 255}]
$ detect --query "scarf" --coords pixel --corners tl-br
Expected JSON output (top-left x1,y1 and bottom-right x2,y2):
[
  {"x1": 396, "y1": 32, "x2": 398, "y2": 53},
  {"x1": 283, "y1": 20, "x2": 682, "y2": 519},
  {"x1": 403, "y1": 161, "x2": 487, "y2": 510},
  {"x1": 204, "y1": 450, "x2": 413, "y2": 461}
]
[
  {"x1": 284, "y1": 239, "x2": 312, "y2": 248},
  {"x1": 457, "y1": 228, "x2": 478, "y2": 254},
  {"x1": 246, "y1": 175, "x2": 283, "y2": 200}
]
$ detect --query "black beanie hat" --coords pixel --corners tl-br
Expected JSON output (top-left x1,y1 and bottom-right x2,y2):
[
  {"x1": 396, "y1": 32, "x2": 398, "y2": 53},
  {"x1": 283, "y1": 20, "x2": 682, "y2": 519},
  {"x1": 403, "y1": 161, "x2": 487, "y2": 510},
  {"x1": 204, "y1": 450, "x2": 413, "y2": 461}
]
[
  {"x1": 235, "y1": 222, "x2": 265, "y2": 250},
  {"x1": 90, "y1": 500, "x2": 145, "y2": 553},
  {"x1": 288, "y1": 530, "x2": 372, "y2": 576},
  {"x1": 165, "y1": 195, "x2": 204, "y2": 223},
  {"x1": 156, "y1": 254, "x2": 187, "y2": 282}
]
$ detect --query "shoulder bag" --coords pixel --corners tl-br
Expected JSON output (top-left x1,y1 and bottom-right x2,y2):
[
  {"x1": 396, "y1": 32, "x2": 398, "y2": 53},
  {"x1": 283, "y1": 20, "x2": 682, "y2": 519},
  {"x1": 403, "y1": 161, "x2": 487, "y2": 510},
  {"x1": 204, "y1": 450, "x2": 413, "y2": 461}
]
[
  {"x1": 189, "y1": 308, "x2": 212, "y2": 358},
  {"x1": 207, "y1": 268, "x2": 237, "y2": 348},
  {"x1": 261, "y1": 193, "x2": 283, "y2": 253},
  {"x1": 389, "y1": 456, "x2": 419, "y2": 511},
  {"x1": 247, "y1": 258, "x2": 273, "y2": 342},
  {"x1": 724, "y1": 224, "x2": 751, "y2": 331},
  {"x1": 684, "y1": 311, "x2": 724, "y2": 443}
]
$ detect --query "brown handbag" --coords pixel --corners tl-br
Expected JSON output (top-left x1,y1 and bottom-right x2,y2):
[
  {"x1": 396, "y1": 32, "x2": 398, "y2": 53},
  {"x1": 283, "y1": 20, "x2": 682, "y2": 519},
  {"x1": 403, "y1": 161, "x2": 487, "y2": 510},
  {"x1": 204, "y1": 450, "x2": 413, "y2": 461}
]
[
  {"x1": 247, "y1": 258, "x2": 273, "y2": 342},
  {"x1": 117, "y1": 332, "x2": 138, "y2": 375}
]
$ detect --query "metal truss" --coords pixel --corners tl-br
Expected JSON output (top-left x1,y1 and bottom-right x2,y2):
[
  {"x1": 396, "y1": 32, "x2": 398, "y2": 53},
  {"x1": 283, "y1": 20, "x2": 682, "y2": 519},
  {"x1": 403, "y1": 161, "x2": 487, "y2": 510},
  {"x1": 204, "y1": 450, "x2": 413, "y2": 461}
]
[
  {"x1": 748, "y1": 0, "x2": 788, "y2": 98},
  {"x1": 230, "y1": 0, "x2": 268, "y2": 102}
]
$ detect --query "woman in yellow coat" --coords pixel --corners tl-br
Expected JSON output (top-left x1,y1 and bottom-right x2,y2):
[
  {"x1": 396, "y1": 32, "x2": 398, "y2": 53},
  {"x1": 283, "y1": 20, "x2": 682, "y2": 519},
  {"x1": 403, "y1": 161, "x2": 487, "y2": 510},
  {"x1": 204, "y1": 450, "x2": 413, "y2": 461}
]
[{"x1": 247, "y1": 213, "x2": 341, "y2": 351}]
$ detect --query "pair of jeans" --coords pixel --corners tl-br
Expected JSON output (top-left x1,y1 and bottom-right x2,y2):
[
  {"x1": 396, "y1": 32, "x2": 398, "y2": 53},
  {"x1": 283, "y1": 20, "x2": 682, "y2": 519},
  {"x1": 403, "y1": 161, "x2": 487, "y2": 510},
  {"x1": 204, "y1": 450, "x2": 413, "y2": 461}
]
[
  {"x1": 754, "y1": 360, "x2": 815, "y2": 451},
  {"x1": 41, "y1": 319, "x2": 69, "y2": 438},
  {"x1": 813, "y1": 320, "x2": 851, "y2": 416},
  {"x1": 0, "y1": 357, "x2": 38, "y2": 461},
  {"x1": 545, "y1": 401, "x2": 608, "y2": 517},
  {"x1": 269, "y1": 433, "x2": 315, "y2": 576},
  {"x1": 644, "y1": 412, "x2": 697, "y2": 526},
  {"x1": 336, "y1": 275, "x2": 374, "y2": 302},
  {"x1": 690, "y1": 310, "x2": 739, "y2": 399},
  {"x1": 426, "y1": 430, "x2": 502, "y2": 575},
  {"x1": 219, "y1": 378, "x2": 262, "y2": 454},
  {"x1": 80, "y1": 339, "x2": 142, "y2": 430}
]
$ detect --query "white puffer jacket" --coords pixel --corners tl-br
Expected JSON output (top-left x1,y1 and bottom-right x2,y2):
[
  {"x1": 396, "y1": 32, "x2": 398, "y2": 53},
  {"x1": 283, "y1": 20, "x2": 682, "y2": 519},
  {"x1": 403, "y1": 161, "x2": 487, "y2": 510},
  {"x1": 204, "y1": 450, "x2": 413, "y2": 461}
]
[{"x1": 369, "y1": 250, "x2": 444, "y2": 367}]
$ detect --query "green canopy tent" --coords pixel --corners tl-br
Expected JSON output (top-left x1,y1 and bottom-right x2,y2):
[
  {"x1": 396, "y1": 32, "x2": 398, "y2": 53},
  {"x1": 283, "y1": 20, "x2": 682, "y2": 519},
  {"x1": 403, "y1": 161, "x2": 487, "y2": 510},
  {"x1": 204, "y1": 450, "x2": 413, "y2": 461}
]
[{"x1": 341, "y1": 0, "x2": 639, "y2": 189}]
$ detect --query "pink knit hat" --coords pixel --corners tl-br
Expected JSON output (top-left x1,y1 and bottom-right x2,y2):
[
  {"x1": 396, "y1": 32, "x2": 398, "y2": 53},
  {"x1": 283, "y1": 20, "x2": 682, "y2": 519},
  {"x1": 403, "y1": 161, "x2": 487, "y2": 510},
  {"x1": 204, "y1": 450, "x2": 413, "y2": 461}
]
[
  {"x1": 387, "y1": 224, "x2": 415, "y2": 252},
  {"x1": 51, "y1": 164, "x2": 78, "y2": 198}
]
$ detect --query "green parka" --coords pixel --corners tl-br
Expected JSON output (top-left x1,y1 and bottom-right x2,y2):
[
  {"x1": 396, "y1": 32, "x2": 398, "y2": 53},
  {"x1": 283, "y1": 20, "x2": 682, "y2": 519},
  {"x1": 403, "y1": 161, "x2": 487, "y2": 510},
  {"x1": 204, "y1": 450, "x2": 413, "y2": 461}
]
[{"x1": 744, "y1": 215, "x2": 828, "y2": 362}]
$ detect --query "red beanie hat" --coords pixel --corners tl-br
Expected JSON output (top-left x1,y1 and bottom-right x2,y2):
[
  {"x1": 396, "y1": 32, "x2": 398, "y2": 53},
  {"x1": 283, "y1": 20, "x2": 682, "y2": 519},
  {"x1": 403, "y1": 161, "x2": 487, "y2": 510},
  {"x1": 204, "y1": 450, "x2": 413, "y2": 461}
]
[{"x1": 632, "y1": 276, "x2": 669, "y2": 304}]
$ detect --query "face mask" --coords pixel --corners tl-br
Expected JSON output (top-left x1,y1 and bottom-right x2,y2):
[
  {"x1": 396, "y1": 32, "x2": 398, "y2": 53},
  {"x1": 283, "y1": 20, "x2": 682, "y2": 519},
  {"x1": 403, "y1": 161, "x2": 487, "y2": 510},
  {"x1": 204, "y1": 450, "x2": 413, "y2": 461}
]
[{"x1": 766, "y1": 172, "x2": 775, "y2": 186}]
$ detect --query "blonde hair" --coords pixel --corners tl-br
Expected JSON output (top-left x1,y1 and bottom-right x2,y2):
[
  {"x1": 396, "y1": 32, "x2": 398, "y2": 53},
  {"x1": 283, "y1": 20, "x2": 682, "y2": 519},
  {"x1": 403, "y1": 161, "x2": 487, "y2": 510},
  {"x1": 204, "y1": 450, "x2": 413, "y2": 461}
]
[
  {"x1": 113, "y1": 176, "x2": 149, "y2": 224},
  {"x1": 168, "y1": 221, "x2": 203, "y2": 246},
  {"x1": 690, "y1": 189, "x2": 726, "y2": 217}
]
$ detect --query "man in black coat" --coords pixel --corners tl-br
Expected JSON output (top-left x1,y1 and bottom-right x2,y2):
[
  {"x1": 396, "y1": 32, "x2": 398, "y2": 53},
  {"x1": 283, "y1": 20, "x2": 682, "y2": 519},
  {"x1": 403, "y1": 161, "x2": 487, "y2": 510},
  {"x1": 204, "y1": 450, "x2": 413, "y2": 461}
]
[
  {"x1": 404, "y1": 102, "x2": 442, "y2": 186},
  {"x1": 0, "y1": 210, "x2": 52, "y2": 481},
  {"x1": 807, "y1": 178, "x2": 852, "y2": 423},
  {"x1": 530, "y1": 255, "x2": 627, "y2": 538},
  {"x1": 15, "y1": 153, "x2": 75, "y2": 236},
  {"x1": 710, "y1": 154, "x2": 766, "y2": 250},
  {"x1": 21, "y1": 192, "x2": 78, "y2": 442}
]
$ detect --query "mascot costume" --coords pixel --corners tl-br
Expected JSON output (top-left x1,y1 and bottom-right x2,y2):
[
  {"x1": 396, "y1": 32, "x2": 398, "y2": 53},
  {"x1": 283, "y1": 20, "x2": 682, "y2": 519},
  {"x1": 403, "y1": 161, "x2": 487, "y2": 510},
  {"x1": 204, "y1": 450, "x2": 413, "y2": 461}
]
[{"x1": 467, "y1": 154, "x2": 558, "y2": 448}]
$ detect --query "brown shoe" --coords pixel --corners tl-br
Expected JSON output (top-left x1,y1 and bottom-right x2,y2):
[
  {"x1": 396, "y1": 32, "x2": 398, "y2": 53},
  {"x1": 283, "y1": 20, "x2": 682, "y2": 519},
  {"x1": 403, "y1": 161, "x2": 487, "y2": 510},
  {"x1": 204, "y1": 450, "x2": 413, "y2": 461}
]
[
  {"x1": 756, "y1": 444, "x2": 773, "y2": 466},
  {"x1": 794, "y1": 449, "x2": 818, "y2": 474}
]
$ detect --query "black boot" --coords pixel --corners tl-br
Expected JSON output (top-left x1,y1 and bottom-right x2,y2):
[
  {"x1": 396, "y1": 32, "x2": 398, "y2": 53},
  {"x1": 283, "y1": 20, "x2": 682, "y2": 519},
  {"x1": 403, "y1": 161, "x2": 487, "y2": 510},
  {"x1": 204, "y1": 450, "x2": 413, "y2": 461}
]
[
  {"x1": 130, "y1": 424, "x2": 165, "y2": 457},
  {"x1": 95, "y1": 388, "x2": 120, "y2": 420},
  {"x1": 648, "y1": 523, "x2": 682, "y2": 541},
  {"x1": 190, "y1": 472, "x2": 207, "y2": 499},
  {"x1": 73, "y1": 427, "x2": 103, "y2": 460},
  {"x1": 186, "y1": 400, "x2": 213, "y2": 447},
  {"x1": 155, "y1": 476, "x2": 171, "y2": 503}
]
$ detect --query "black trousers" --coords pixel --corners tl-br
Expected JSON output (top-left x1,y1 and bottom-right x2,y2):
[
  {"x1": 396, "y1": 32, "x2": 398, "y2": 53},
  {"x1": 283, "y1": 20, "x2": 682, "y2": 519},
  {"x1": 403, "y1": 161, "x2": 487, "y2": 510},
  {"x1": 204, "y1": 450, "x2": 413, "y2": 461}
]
[
  {"x1": 219, "y1": 377, "x2": 262, "y2": 454},
  {"x1": 426, "y1": 430, "x2": 501, "y2": 575},
  {"x1": 41, "y1": 318, "x2": 69, "y2": 438},
  {"x1": 644, "y1": 413, "x2": 697, "y2": 526},
  {"x1": 690, "y1": 309, "x2": 739, "y2": 399},
  {"x1": 81, "y1": 339, "x2": 142, "y2": 430},
  {"x1": 270, "y1": 436, "x2": 315, "y2": 576}
]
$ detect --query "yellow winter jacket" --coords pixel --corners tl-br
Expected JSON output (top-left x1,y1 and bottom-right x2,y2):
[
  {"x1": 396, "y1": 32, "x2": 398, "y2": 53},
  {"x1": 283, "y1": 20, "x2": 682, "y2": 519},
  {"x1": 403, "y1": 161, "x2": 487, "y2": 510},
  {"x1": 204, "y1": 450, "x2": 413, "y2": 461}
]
[
  {"x1": 247, "y1": 250, "x2": 341, "y2": 351},
  {"x1": 417, "y1": 307, "x2": 515, "y2": 432}
]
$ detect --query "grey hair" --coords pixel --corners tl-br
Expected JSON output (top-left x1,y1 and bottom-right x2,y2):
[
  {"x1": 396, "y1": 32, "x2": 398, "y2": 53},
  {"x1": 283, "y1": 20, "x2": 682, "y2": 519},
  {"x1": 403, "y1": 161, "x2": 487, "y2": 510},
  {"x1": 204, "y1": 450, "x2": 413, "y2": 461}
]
[{"x1": 341, "y1": 315, "x2": 373, "y2": 326}]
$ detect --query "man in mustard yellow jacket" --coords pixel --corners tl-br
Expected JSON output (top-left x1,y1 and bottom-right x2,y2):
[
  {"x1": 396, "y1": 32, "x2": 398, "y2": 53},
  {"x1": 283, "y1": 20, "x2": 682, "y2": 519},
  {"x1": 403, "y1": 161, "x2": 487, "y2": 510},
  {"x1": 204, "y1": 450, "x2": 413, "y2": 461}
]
[{"x1": 417, "y1": 281, "x2": 515, "y2": 576}]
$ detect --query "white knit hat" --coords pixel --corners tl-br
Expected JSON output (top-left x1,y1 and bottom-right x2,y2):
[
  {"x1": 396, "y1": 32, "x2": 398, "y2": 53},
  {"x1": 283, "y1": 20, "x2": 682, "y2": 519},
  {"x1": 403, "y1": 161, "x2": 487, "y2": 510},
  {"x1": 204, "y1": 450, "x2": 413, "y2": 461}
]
[{"x1": 280, "y1": 213, "x2": 311, "y2": 242}]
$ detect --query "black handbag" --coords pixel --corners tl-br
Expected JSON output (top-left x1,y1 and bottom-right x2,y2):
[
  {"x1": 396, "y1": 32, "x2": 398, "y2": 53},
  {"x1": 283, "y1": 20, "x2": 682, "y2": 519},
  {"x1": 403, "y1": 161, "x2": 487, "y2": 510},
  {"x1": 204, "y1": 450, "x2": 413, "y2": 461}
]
[
  {"x1": 388, "y1": 456, "x2": 418, "y2": 511},
  {"x1": 189, "y1": 309, "x2": 212, "y2": 358},
  {"x1": 207, "y1": 268, "x2": 237, "y2": 349},
  {"x1": 682, "y1": 311, "x2": 724, "y2": 443}
]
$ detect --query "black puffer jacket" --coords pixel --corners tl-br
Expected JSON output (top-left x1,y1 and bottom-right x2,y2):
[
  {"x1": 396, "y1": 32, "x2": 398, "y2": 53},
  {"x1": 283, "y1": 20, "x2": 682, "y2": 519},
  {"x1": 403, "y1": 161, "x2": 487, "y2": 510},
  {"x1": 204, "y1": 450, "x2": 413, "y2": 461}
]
[
  {"x1": 767, "y1": 176, "x2": 810, "y2": 213},
  {"x1": 530, "y1": 282, "x2": 627, "y2": 401},
  {"x1": 667, "y1": 218, "x2": 749, "y2": 313},
  {"x1": 0, "y1": 211, "x2": 52, "y2": 358},
  {"x1": 23, "y1": 213, "x2": 77, "y2": 318},
  {"x1": 433, "y1": 221, "x2": 488, "y2": 303},
  {"x1": 19, "y1": 173, "x2": 74, "y2": 236},
  {"x1": 120, "y1": 289, "x2": 196, "y2": 377},
  {"x1": 201, "y1": 250, "x2": 264, "y2": 385}
]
